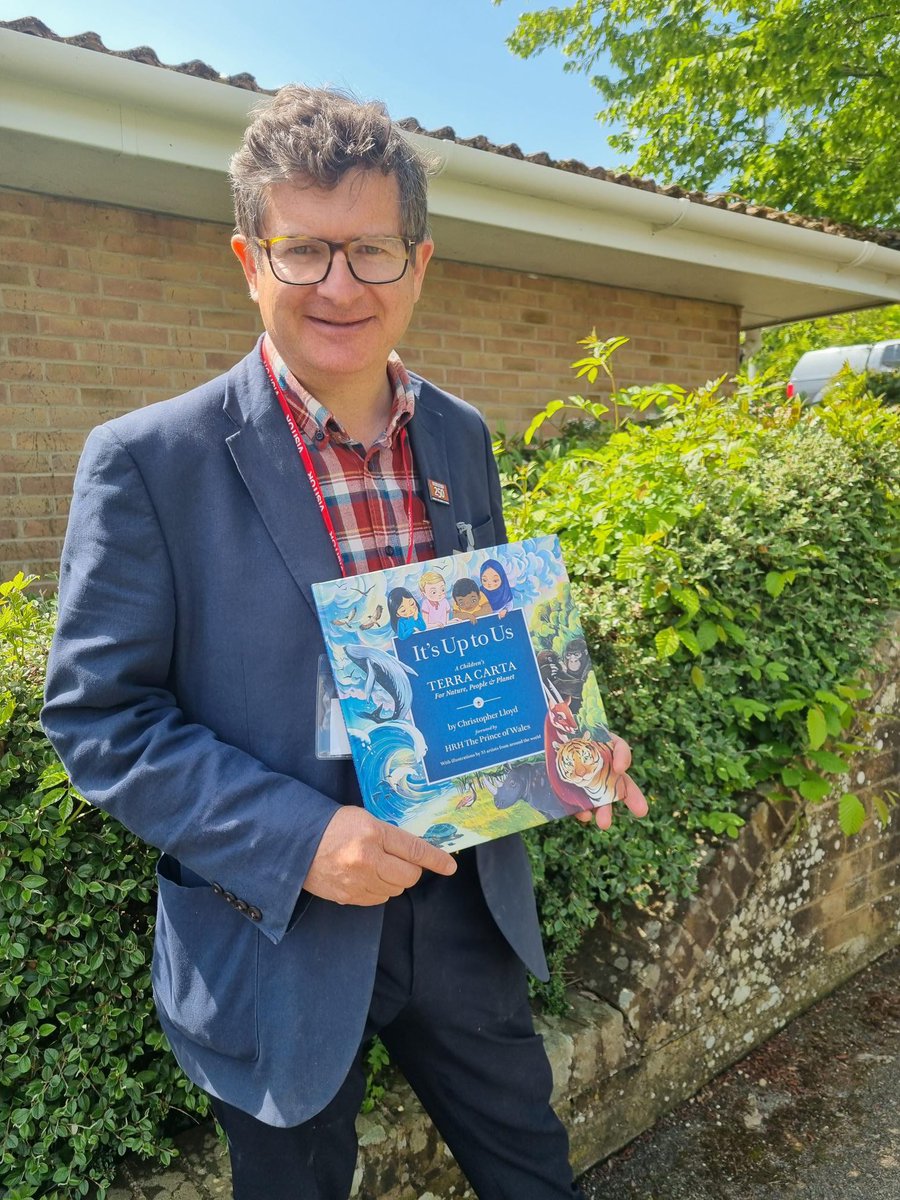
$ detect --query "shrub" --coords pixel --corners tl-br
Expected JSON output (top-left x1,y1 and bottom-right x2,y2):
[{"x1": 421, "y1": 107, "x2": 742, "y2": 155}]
[
  {"x1": 865, "y1": 369, "x2": 900, "y2": 406},
  {"x1": 2, "y1": 339, "x2": 898, "y2": 1187},
  {"x1": 0, "y1": 575, "x2": 208, "y2": 1200},
  {"x1": 497, "y1": 338, "x2": 900, "y2": 1004}
]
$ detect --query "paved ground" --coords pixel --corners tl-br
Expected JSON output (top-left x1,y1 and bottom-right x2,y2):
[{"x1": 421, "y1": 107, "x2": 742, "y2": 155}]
[
  {"x1": 109, "y1": 945, "x2": 900, "y2": 1199},
  {"x1": 578, "y1": 944, "x2": 900, "y2": 1200}
]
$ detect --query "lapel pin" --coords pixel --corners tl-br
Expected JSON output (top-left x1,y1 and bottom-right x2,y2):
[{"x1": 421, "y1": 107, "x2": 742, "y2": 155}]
[{"x1": 428, "y1": 479, "x2": 451, "y2": 505}]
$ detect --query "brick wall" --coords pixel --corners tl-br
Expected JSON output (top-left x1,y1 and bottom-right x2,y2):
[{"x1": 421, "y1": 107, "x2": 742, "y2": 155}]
[{"x1": 0, "y1": 187, "x2": 740, "y2": 579}]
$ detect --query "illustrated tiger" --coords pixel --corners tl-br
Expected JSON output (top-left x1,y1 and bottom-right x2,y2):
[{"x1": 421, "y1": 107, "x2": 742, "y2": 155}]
[{"x1": 554, "y1": 735, "x2": 616, "y2": 807}]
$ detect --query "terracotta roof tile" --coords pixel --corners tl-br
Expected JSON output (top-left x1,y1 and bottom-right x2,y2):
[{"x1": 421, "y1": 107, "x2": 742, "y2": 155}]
[{"x1": 4, "y1": 16, "x2": 899, "y2": 252}]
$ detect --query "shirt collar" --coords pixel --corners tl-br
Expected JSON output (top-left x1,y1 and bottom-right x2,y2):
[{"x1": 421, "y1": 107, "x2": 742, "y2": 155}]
[{"x1": 263, "y1": 333, "x2": 416, "y2": 449}]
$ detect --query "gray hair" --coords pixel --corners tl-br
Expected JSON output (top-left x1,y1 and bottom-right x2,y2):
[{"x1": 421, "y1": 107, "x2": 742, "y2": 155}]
[{"x1": 229, "y1": 85, "x2": 433, "y2": 246}]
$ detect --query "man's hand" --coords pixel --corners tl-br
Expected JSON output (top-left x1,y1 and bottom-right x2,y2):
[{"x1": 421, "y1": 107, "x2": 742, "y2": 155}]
[
  {"x1": 303, "y1": 806, "x2": 457, "y2": 906},
  {"x1": 573, "y1": 734, "x2": 649, "y2": 831}
]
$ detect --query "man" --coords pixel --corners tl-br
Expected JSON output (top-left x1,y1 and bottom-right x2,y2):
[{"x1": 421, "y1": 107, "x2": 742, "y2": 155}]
[{"x1": 42, "y1": 87, "x2": 647, "y2": 1199}]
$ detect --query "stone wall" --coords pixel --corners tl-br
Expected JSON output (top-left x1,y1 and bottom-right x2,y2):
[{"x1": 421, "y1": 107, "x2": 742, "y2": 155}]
[{"x1": 0, "y1": 186, "x2": 740, "y2": 579}]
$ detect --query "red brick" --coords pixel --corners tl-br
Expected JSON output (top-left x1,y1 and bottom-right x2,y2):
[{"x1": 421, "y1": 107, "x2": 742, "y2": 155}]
[
  {"x1": 0, "y1": 361, "x2": 44, "y2": 382},
  {"x1": 102, "y1": 277, "x2": 166, "y2": 302},
  {"x1": 79, "y1": 297, "x2": 140, "y2": 321},
  {"x1": 18, "y1": 473, "x2": 74, "y2": 496},
  {"x1": 0, "y1": 263, "x2": 31, "y2": 286},
  {"x1": 2, "y1": 288, "x2": 73, "y2": 314},
  {"x1": 33, "y1": 268, "x2": 100, "y2": 294}
]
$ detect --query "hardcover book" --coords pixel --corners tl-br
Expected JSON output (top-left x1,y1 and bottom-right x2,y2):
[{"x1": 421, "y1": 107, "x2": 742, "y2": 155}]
[{"x1": 312, "y1": 535, "x2": 617, "y2": 850}]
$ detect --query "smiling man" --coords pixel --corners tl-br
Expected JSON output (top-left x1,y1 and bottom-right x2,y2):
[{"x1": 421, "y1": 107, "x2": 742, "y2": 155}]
[{"x1": 42, "y1": 86, "x2": 647, "y2": 1200}]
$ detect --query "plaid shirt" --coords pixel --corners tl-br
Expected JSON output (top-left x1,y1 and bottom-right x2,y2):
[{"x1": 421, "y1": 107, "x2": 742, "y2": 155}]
[{"x1": 263, "y1": 334, "x2": 435, "y2": 576}]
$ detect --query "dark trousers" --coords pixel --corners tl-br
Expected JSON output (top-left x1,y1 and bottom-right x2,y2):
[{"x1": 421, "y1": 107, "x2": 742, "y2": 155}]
[{"x1": 210, "y1": 851, "x2": 586, "y2": 1200}]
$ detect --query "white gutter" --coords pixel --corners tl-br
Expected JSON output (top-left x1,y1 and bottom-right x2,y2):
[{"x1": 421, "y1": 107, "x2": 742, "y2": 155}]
[{"x1": 418, "y1": 135, "x2": 900, "y2": 280}]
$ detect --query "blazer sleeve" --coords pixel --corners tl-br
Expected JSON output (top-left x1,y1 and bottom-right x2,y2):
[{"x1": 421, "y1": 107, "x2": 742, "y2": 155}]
[{"x1": 42, "y1": 424, "x2": 340, "y2": 946}]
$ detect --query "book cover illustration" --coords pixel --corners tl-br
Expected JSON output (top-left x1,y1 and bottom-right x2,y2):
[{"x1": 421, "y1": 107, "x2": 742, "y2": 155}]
[{"x1": 312, "y1": 535, "x2": 617, "y2": 850}]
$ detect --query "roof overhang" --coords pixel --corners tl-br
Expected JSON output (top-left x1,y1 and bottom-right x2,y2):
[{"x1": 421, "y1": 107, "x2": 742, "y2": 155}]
[{"x1": 2, "y1": 26, "x2": 899, "y2": 330}]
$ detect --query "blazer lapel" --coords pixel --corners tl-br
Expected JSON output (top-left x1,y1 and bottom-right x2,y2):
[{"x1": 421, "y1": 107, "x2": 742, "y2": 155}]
[
  {"x1": 407, "y1": 377, "x2": 461, "y2": 559},
  {"x1": 223, "y1": 350, "x2": 341, "y2": 614}
]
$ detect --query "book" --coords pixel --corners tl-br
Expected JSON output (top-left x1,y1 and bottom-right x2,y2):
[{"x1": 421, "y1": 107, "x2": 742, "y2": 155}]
[{"x1": 312, "y1": 535, "x2": 617, "y2": 850}]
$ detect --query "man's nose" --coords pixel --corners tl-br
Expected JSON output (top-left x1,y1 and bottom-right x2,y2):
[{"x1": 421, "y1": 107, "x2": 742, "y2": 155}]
[{"x1": 316, "y1": 249, "x2": 366, "y2": 301}]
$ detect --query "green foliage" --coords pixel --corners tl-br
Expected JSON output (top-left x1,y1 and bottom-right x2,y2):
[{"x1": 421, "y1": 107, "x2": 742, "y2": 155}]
[
  {"x1": 866, "y1": 370, "x2": 900, "y2": 407},
  {"x1": 497, "y1": 0, "x2": 900, "y2": 226},
  {"x1": 752, "y1": 305, "x2": 900, "y2": 381},
  {"x1": 497, "y1": 340, "x2": 900, "y2": 1006},
  {"x1": 0, "y1": 575, "x2": 208, "y2": 1199}
]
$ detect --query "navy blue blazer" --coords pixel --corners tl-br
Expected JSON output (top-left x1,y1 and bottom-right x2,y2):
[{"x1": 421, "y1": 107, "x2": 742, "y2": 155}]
[{"x1": 42, "y1": 346, "x2": 547, "y2": 1127}]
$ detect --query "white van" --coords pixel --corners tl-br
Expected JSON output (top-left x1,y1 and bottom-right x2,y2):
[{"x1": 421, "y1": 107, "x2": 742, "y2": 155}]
[{"x1": 787, "y1": 339, "x2": 900, "y2": 403}]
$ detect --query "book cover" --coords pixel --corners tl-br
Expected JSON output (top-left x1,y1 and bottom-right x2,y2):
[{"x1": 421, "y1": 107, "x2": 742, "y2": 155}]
[{"x1": 312, "y1": 535, "x2": 617, "y2": 850}]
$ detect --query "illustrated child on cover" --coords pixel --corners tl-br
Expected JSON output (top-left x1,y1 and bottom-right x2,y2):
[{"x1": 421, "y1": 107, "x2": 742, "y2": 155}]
[
  {"x1": 387, "y1": 587, "x2": 427, "y2": 639},
  {"x1": 451, "y1": 577, "x2": 493, "y2": 624},
  {"x1": 479, "y1": 559, "x2": 514, "y2": 620},
  {"x1": 419, "y1": 570, "x2": 451, "y2": 629}
]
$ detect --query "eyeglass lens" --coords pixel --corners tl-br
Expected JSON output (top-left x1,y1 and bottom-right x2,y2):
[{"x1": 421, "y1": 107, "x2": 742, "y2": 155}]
[{"x1": 268, "y1": 237, "x2": 409, "y2": 285}]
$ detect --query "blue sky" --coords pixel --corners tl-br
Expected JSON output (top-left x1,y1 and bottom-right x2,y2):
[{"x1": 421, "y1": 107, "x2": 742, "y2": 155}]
[{"x1": 0, "y1": 1, "x2": 625, "y2": 168}]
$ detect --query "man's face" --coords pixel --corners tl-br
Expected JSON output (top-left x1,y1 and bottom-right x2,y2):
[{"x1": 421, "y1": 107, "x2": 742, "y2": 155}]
[{"x1": 232, "y1": 170, "x2": 433, "y2": 399}]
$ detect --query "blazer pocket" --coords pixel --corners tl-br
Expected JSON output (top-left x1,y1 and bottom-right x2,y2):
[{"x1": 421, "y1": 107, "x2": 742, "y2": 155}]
[
  {"x1": 152, "y1": 854, "x2": 260, "y2": 1062},
  {"x1": 470, "y1": 514, "x2": 496, "y2": 550}
]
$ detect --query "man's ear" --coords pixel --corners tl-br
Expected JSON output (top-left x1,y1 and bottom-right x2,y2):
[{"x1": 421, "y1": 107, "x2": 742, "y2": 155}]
[
  {"x1": 411, "y1": 238, "x2": 435, "y2": 301},
  {"x1": 231, "y1": 235, "x2": 260, "y2": 302}
]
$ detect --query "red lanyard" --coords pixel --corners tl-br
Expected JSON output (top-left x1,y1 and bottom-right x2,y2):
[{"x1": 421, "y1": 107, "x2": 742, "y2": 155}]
[{"x1": 260, "y1": 342, "x2": 415, "y2": 577}]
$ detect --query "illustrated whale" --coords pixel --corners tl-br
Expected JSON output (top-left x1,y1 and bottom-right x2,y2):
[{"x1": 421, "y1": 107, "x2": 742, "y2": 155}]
[{"x1": 345, "y1": 643, "x2": 418, "y2": 724}]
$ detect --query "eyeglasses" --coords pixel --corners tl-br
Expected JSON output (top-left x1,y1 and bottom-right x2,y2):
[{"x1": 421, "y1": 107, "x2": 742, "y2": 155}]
[{"x1": 255, "y1": 235, "x2": 417, "y2": 286}]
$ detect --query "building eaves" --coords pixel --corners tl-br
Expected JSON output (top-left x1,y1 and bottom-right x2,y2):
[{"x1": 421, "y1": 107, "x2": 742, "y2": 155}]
[{"x1": 4, "y1": 14, "x2": 899, "y2": 254}]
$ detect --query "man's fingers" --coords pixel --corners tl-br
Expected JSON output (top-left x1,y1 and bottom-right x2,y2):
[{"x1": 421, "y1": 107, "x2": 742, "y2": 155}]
[
  {"x1": 571, "y1": 770, "x2": 649, "y2": 831},
  {"x1": 609, "y1": 734, "x2": 633, "y2": 775},
  {"x1": 381, "y1": 823, "x2": 457, "y2": 876},
  {"x1": 619, "y1": 772, "x2": 648, "y2": 818},
  {"x1": 594, "y1": 801, "x2": 614, "y2": 830},
  {"x1": 374, "y1": 854, "x2": 426, "y2": 892}
]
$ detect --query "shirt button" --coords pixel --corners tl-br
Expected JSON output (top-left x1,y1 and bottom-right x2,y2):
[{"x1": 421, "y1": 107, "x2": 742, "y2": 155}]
[
  {"x1": 314, "y1": 430, "x2": 325, "y2": 442},
  {"x1": 385, "y1": 546, "x2": 396, "y2": 557}
]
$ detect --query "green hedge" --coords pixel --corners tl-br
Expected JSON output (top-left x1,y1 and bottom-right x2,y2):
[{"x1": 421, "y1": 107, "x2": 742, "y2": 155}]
[
  {"x1": 865, "y1": 369, "x2": 900, "y2": 406},
  {"x1": 0, "y1": 579, "x2": 207, "y2": 1199},
  {"x1": 1, "y1": 343, "x2": 898, "y2": 1193},
  {"x1": 496, "y1": 340, "x2": 899, "y2": 1003}
]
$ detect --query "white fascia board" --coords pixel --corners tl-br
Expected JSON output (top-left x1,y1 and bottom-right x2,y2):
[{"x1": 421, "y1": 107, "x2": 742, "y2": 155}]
[
  {"x1": 422, "y1": 137, "x2": 900, "y2": 290},
  {"x1": 428, "y1": 175, "x2": 900, "y2": 304},
  {"x1": 0, "y1": 29, "x2": 253, "y2": 172},
  {"x1": 0, "y1": 27, "x2": 254, "y2": 127}
]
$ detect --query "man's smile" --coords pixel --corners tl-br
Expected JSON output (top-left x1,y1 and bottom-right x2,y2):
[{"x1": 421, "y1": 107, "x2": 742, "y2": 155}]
[{"x1": 306, "y1": 314, "x2": 375, "y2": 329}]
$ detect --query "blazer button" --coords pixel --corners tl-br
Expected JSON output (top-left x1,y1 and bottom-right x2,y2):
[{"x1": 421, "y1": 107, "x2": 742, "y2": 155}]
[
  {"x1": 211, "y1": 883, "x2": 224, "y2": 896},
  {"x1": 223, "y1": 891, "x2": 237, "y2": 906},
  {"x1": 248, "y1": 906, "x2": 262, "y2": 921},
  {"x1": 235, "y1": 898, "x2": 250, "y2": 914}
]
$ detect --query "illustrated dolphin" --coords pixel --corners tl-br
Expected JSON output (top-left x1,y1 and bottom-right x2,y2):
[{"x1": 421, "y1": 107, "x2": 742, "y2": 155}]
[{"x1": 345, "y1": 643, "x2": 417, "y2": 724}]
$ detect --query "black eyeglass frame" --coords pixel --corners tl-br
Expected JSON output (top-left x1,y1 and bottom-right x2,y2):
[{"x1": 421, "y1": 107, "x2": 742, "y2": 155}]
[{"x1": 254, "y1": 235, "x2": 418, "y2": 286}]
